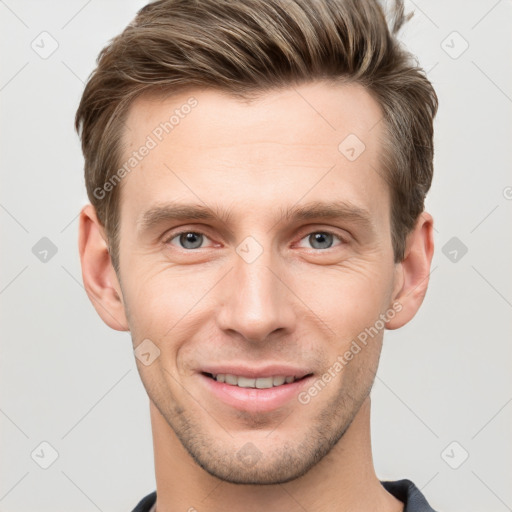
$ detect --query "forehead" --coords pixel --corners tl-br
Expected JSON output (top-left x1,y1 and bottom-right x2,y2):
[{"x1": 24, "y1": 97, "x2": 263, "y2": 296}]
[{"x1": 118, "y1": 81, "x2": 388, "y2": 229}]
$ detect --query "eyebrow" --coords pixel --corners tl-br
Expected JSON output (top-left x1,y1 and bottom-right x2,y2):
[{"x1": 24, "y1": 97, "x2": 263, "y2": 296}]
[
  {"x1": 137, "y1": 203, "x2": 234, "y2": 235},
  {"x1": 136, "y1": 200, "x2": 374, "y2": 236},
  {"x1": 279, "y1": 200, "x2": 373, "y2": 227}
]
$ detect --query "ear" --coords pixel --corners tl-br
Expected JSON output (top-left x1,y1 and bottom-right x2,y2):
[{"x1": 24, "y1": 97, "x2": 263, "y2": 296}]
[
  {"x1": 78, "y1": 204, "x2": 129, "y2": 331},
  {"x1": 386, "y1": 211, "x2": 434, "y2": 330}
]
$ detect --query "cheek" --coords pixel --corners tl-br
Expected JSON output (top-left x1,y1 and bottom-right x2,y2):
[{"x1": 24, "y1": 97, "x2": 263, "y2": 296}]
[
  {"x1": 294, "y1": 260, "x2": 394, "y2": 335},
  {"x1": 122, "y1": 261, "x2": 217, "y2": 343}
]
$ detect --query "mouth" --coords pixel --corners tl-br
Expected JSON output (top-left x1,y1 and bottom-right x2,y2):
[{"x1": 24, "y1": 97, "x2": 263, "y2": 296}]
[
  {"x1": 201, "y1": 372, "x2": 313, "y2": 389},
  {"x1": 198, "y1": 370, "x2": 315, "y2": 413}
]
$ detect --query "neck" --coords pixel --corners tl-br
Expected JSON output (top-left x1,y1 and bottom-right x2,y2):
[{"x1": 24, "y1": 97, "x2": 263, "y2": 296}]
[{"x1": 150, "y1": 396, "x2": 403, "y2": 512}]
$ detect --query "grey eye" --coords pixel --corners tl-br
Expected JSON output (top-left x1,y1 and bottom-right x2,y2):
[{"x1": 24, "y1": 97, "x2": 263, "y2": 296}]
[
  {"x1": 308, "y1": 232, "x2": 334, "y2": 249},
  {"x1": 178, "y1": 232, "x2": 204, "y2": 249}
]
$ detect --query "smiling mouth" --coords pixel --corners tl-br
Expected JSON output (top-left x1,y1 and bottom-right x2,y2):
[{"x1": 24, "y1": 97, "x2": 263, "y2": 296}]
[{"x1": 202, "y1": 372, "x2": 313, "y2": 389}]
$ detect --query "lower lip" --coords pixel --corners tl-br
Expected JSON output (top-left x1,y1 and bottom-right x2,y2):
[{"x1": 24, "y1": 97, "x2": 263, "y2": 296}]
[{"x1": 198, "y1": 373, "x2": 314, "y2": 413}]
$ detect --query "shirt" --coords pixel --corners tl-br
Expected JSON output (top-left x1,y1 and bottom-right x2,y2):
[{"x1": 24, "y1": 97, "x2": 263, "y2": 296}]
[{"x1": 130, "y1": 478, "x2": 438, "y2": 511}]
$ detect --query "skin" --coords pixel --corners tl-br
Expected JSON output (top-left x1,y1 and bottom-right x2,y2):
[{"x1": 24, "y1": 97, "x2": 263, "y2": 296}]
[{"x1": 79, "y1": 81, "x2": 434, "y2": 512}]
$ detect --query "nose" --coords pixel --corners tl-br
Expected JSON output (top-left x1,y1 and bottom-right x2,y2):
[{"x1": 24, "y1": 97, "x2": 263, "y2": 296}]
[{"x1": 216, "y1": 242, "x2": 297, "y2": 343}]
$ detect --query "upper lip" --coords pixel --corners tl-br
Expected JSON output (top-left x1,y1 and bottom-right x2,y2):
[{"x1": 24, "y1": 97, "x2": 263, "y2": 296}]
[{"x1": 199, "y1": 364, "x2": 313, "y2": 379}]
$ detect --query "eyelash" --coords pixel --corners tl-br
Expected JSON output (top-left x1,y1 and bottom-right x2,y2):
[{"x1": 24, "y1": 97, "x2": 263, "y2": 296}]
[{"x1": 163, "y1": 229, "x2": 346, "y2": 250}]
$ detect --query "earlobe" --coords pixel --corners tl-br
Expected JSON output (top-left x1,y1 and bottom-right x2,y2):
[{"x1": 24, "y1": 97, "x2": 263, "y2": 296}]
[
  {"x1": 78, "y1": 204, "x2": 129, "y2": 331},
  {"x1": 386, "y1": 211, "x2": 434, "y2": 330}
]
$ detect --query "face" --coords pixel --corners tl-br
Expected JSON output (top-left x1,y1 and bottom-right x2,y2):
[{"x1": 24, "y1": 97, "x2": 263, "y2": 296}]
[{"x1": 113, "y1": 81, "x2": 401, "y2": 484}]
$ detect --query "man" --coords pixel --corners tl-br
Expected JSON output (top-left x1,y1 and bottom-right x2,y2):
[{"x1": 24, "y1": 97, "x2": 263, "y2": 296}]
[{"x1": 76, "y1": 0, "x2": 438, "y2": 510}]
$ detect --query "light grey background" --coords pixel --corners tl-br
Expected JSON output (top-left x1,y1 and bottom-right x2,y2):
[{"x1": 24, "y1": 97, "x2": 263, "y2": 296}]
[{"x1": 1, "y1": 1, "x2": 511, "y2": 511}]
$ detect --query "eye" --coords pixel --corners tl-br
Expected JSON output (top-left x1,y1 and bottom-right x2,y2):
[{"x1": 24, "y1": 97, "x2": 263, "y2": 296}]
[
  {"x1": 297, "y1": 231, "x2": 344, "y2": 250},
  {"x1": 166, "y1": 231, "x2": 212, "y2": 250}
]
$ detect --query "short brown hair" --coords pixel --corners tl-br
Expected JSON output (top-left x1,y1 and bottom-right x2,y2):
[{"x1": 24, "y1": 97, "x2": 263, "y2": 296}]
[{"x1": 75, "y1": 0, "x2": 438, "y2": 272}]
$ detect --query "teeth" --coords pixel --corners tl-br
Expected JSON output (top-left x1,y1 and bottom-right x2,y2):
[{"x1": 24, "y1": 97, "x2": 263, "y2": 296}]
[
  {"x1": 273, "y1": 376, "x2": 286, "y2": 386},
  {"x1": 256, "y1": 377, "x2": 274, "y2": 388},
  {"x1": 237, "y1": 376, "x2": 256, "y2": 388},
  {"x1": 211, "y1": 373, "x2": 297, "y2": 388},
  {"x1": 225, "y1": 374, "x2": 238, "y2": 385}
]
